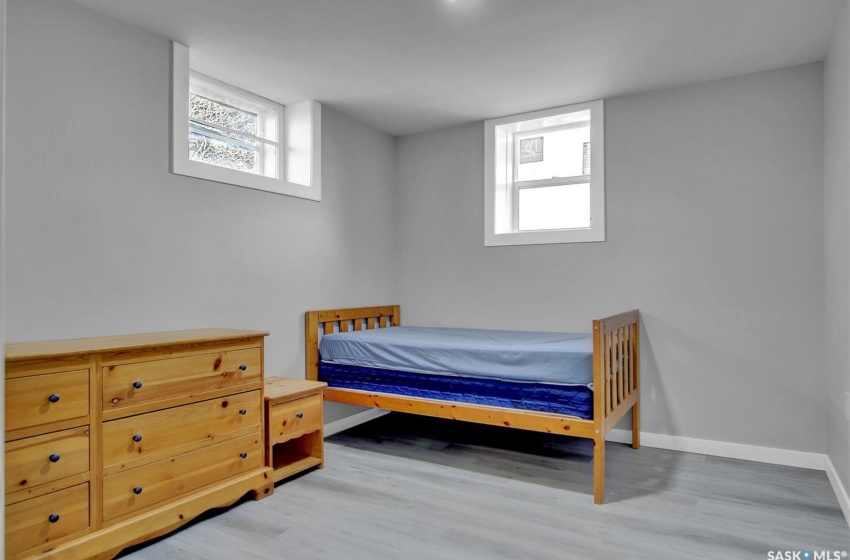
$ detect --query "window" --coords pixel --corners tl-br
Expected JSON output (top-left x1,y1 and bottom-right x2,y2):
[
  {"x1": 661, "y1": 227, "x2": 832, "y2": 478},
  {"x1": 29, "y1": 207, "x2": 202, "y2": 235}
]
[
  {"x1": 484, "y1": 100, "x2": 605, "y2": 246},
  {"x1": 171, "y1": 42, "x2": 321, "y2": 200},
  {"x1": 188, "y1": 74, "x2": 280, "y2": 178}
]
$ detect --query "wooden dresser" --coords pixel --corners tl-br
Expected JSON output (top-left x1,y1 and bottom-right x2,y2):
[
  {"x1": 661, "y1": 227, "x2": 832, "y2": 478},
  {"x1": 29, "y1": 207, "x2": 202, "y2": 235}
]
[{"x1": 4, "y1": 329, "x2": 275, "y2": 559}]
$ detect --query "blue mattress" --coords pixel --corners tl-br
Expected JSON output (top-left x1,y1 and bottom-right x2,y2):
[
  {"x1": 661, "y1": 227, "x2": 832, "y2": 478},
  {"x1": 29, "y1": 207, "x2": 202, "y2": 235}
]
[
  {"x1": 319, "y1": 326, "x2": 593, "y2": 385},
  {"x1": 319, "y1": 362, "x2": 593, "y2": 419}
]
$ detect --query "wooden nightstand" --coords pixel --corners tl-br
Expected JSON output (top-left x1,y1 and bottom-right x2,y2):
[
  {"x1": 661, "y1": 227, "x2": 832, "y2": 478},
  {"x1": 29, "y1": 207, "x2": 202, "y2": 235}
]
[{"x1": 264, "y1": 377, "x2": 327, "y2": 483}]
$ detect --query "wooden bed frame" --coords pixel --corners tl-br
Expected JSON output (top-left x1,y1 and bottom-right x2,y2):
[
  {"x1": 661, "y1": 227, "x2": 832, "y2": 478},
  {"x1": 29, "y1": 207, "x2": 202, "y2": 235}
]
[{"x1": 305, "y1": 305, "x2": 640, "y2": 504}]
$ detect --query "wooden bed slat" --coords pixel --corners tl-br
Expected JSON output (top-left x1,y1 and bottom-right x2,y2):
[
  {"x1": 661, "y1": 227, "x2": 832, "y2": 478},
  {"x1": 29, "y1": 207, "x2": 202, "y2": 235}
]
[
  {"x1": 611, "y1": 331, "x2": 617, "y2": 411},
  {"x1": 608, "y1": 331, "x2": 614, "y2": 412},
  {"x1": 632, "y1": 325, "x2": 640, "y2": 391},
  {"x1": 618, "y1": 329, "x2": 625, "y2": 406},
  {"x1": 623, "y1": 329, "x2": 630, "y2": 399},
  {"x1": 625, "y1": 326, "x2": 634, "y2": 395}
]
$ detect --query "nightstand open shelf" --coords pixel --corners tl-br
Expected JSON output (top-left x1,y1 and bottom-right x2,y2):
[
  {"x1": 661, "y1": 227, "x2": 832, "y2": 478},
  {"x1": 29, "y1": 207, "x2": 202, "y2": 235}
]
[{"x1": 265, "y1": 377, "x2": 327, "y2": 483}]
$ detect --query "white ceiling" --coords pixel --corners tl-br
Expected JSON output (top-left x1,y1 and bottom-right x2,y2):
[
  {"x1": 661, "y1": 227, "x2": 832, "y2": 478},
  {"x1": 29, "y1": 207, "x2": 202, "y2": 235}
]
[{"x1": 73, "y1": 0, "x2": 844, "y2": 137}]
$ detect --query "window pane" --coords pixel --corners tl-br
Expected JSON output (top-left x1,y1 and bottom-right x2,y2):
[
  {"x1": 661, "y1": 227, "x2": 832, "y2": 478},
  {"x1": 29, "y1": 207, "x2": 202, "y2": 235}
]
[
  {"x1": 518, "y1": 183, "x2": 591, "y2": 231},
  {"x1": 189, "y1": 121, "x2": 257, "y2": 147},
  {"x1": 516, "y1": 125, "x2": 590, "y2": 182},
  {"x1": 189, "y1": 131, "x2": 258, "y2": 173},
  {"x1": 189, "y1": 94, "x2": 258, "y2": 136}
]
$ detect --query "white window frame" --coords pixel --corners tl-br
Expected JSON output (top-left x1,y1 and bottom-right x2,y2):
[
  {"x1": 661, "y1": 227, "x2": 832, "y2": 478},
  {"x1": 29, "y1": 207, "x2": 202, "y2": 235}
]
[
  {"x1": 171, "y1": 42, "x2": 321, "y2": 200},
  {"x1": 484, "y1": 100, "x2": 605, "y2": 246}
]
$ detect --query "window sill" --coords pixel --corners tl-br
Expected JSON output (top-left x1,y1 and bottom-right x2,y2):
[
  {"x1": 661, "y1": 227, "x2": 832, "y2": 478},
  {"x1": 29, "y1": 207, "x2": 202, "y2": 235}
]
[
  {"x1": 171, "y1": 158, "x2": 320, "y2": 200},
  {"x1": 485, "y1": 228, "x2": 605, "y2": 247}
]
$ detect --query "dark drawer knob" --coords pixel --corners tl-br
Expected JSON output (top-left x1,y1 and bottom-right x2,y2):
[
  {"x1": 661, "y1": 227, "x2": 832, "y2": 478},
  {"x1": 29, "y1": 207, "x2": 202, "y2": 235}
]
[
  {"x1": 49, "y1": 453, "x2": 61, "y2": 463},
  {"x1": 238, "y1": 364, "x2": 247, "y2": 371},
  {"x1": 132, "y1": 380, "x2": 143, "y2": 389},
  {"x1": 48, "y1": 513, "x2": 60, "y2": 523},
  {"x1": 133, "y1": 434, "x2": 143, "y2": 443},
  {"x1": 133, "y1": 486, "x2": 143, "y2": 495},
  {"x1": 296, "y1": 412, "x2": 304, "y2": 419},
  {"x1": 240, "y1": 452, "x2": 248, "y2": 459},
  {"x1": 48, "y1": 393, "x2": 60, "y2": 403},
  {"x1": 239, "y1": 408, "x2": 247, "y2": 415}
]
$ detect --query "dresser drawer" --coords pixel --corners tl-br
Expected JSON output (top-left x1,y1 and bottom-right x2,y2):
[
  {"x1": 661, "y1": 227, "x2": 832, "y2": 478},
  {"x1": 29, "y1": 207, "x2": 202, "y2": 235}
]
[
  {"x1": 5, "y1": 482, "x2": 90, "y2": 557},
  {"x1": 102, "y1": 347, "x2": 262, "y2": 414},
  {"x1": 103, "y1": 391, "x2": 262, "y2": 474},
  {"x1": 269, "y1": 394, "x2": 323, "y2": 443},
  {"x1": 6, "y1": 370, "x2": 90, "y2": 434},
  {"x1": 5, "y1": 426, "x2": 90, "y2": 495},
  {"x1": 102, "y1": 432, "x2": 263, "y2": 522}
]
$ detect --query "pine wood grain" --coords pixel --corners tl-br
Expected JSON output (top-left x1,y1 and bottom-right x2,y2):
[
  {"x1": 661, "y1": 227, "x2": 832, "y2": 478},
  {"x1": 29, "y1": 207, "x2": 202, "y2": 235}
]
[
  {"x1": 5, "y1": 370, "x2": 90, "y2": 434},
  {"x1": 102, "y1": 391, "x2": 262, "y2": 476},
  {"x1": 102, "y1": 432, "x2": 264, "y2": 523},
  {"x1": 6, "y1": 329, "x2": 269, "y2": 362},
  {"x1": 5, "y1": 329, "x2": 273, "y2": 559},
  {"x1": 5, "y1": 426, "x2": 90, "y2": 495},
  {"x1": 5, "y1": 483, "x2": 90, "y2": 557}
]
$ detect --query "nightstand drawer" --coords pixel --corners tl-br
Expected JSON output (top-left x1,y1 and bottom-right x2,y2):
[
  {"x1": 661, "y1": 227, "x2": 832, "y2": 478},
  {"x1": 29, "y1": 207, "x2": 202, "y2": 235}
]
[
  {"x1": 6, "y1": 370, "x2": 90, "y2": 434},
  {"x1": 269, "y1": 394, "x2": 323, "y2": 442},
  {"x1": 5, "y1": 426, "x2": 90, "y2": 494},
  {"x1": 5, "y1": 483, "x2": 90, "y2": 557},
  {"x1": 103, "y1": 391, "x2": 262, "y2": 474},
  {"x1": 102, "y1": 347, "x2": 262, "y2": 414},
  {"x1": 102, "y1": 432, "x2": 263, "y2": 522}
]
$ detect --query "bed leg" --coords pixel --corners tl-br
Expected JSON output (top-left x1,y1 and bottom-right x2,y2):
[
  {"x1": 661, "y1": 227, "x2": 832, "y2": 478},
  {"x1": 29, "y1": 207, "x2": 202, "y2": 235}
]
[
  {"x1": 593, "y1": 436, "x2": 606, "y2": 504},
  {"x1": 631, "y1": 401, "x2": 641, "y2": 449}
]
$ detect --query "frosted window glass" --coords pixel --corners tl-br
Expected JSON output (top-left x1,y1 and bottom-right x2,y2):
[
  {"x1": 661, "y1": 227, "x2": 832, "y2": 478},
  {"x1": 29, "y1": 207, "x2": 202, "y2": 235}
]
[
  {"x1": 190, "y1": 94, "x2": 258, "y2": 136},
  {"x1": 189, "y1": 132, "x2": 259, "y2": 173}
]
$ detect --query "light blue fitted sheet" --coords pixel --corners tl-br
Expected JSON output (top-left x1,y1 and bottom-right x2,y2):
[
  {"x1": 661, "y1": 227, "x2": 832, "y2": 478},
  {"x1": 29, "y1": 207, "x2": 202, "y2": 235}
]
[{"x1": 319, "y1": 326, "x2": 593, "y2": 385}]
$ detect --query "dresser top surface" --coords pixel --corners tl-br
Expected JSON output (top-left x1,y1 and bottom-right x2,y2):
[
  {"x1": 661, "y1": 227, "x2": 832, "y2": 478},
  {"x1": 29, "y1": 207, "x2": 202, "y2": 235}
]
[{"x1": 5, "y1": 328, "x2": 269, "y2": 362}]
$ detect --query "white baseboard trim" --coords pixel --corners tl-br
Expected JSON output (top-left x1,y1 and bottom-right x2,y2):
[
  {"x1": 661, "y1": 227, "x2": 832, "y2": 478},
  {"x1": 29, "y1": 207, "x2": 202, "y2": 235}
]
[
  {"x1": 324, "y1": 409, "x2": 390, "y2": 438},
  {"x1": 825, "y1": 457, "x2": 850, "y2": 529},
  {"x1": 606, "y1": 428, "x2": 826, "y2": 471},
  {"x1": 327, "y1": 415, "x2": 826, "y2": 470}
]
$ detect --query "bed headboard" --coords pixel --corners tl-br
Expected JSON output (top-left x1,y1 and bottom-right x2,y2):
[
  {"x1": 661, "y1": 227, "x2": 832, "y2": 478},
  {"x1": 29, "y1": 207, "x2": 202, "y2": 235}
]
[{"x1": 305, "y1": 305, "x2": 401, "y2": 380}]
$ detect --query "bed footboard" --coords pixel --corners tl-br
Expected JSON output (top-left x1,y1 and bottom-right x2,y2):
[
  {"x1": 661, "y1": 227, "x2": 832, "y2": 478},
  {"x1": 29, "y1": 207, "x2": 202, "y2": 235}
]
[
  {"x1": 591, "y1": 309, "x2": 640, "y2": 503},
  {"x1": 593, "y1": 310, "x2": 640, "y2": 443}
]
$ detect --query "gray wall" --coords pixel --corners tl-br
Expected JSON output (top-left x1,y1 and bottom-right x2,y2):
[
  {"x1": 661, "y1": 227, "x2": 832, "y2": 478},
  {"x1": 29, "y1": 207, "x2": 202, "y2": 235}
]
[
  {"x1": 4, "y1": 0, "x2": 396, "y2": 422},
  {"x1": 2, "y1": 0, "x2": 838, "y2": 458},
  {"x1": 396, "y1": 64, "x2": 826, "y2": 452},
  {"x1": 825, "y1": 0, "x2": 850, "y2": 492},
  {"x1": 1, "y1": 0, "x2": 7, "y2": 548}
]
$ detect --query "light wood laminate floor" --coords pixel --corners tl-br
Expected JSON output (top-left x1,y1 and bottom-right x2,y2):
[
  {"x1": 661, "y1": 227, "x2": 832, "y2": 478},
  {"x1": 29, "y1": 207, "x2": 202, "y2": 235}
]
[{"x1": 120, "y1": 413, "x2": 850, "y2": 560}]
